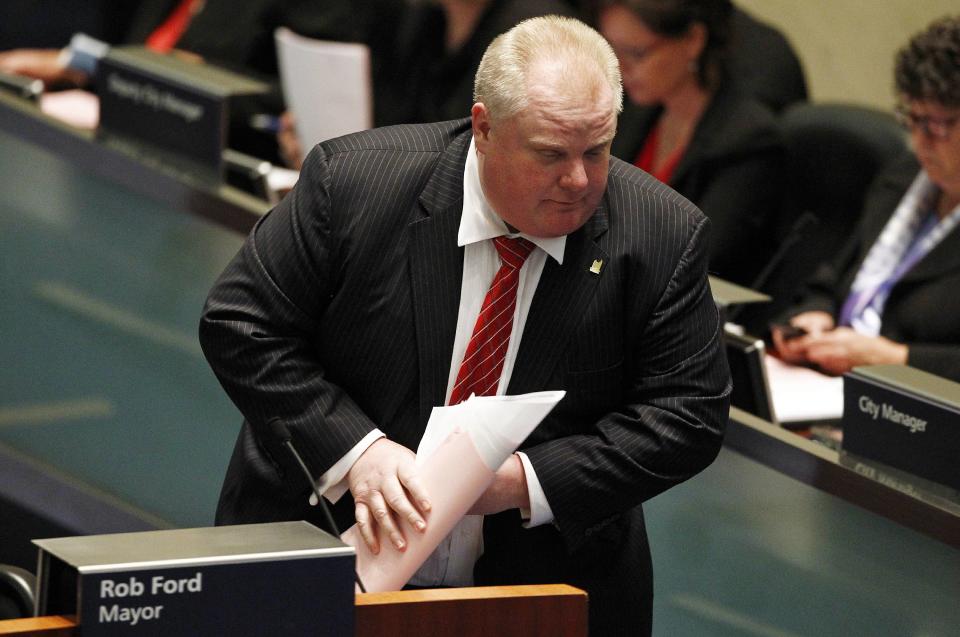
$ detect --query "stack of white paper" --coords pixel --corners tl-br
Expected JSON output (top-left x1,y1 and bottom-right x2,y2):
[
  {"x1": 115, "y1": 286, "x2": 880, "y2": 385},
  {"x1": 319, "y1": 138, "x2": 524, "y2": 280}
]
[{"x1": 765, "y1": 354, "x2": 844, "y2": 423}]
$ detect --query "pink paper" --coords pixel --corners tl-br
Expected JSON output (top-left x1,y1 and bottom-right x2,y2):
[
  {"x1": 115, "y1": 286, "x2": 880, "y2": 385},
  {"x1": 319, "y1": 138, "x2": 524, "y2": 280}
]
[{"x1": 341, "y1": 427, "x2": 493, "y2": 592}]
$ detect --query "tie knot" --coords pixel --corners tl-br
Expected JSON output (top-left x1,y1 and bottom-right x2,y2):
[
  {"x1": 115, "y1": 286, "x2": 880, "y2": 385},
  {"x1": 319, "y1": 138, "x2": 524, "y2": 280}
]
[{"x1": 493, "y1": 236, "x2": 535, "y2": 270}]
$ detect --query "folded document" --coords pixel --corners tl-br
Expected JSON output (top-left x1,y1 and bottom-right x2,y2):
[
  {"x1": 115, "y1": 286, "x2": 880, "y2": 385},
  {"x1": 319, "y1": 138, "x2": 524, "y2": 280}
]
[{"x1": 340, "y1": 390, "x2": 565, "y2": 592}]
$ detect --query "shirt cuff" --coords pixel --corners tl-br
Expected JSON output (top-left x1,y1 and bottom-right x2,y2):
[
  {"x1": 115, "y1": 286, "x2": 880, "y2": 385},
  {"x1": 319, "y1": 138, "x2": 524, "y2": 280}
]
[
  {"x1": 308, "y1": 429, "x2": 385, "y2": 505},
  {"x1": 516, "y1": 451, "x2": 554, "y2": 527}
]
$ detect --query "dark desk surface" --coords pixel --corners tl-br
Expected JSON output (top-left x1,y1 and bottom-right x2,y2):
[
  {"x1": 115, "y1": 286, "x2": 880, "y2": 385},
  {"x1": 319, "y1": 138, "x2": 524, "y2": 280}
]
[
  {"x1": 0, "y1": 92, "x2": 268, "y2": 234},
  {"x1": 1, "y1": 92, "x2": 958, "y2": 636},
  {"x1": 727, "y1": 407, "x2": 960, "y2": 548},
  {"x1": 0, "y1": 112, "x2": 247, "y2": 532}
]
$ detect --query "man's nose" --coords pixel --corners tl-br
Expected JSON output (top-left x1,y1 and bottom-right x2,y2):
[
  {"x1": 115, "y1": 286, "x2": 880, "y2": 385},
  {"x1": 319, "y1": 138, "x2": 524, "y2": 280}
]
[{"x1": 560, "y1": 159, "x2": 588, "y2": 190}]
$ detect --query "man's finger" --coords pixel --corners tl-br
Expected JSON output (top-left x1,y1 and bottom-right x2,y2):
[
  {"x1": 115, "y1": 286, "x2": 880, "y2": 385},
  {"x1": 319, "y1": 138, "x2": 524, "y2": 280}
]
[
  {"x1": 398, "y1": 468, "x2": 431, "y2": 513},
  {"x1": 366, "y1": 489, "x2": 406, "y2": 551},
  {"x1": 354, "y1": 501, "x2": 379, "y2": 555},
  {"x1": 382, "y1": 476, "x2": 427, "y2": 533}
]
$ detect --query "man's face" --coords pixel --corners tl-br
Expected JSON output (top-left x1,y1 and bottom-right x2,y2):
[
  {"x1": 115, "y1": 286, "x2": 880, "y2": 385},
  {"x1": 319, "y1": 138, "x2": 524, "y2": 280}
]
[{"x1": 472, "y1": 69, "x2": 617, "y2": 238}]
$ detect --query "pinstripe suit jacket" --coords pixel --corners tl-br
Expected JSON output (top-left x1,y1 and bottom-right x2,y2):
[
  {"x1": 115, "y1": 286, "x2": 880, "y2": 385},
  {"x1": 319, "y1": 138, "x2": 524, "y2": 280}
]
[{"x1": 200, "y1": 119, "x2": 730, "y2": 633}]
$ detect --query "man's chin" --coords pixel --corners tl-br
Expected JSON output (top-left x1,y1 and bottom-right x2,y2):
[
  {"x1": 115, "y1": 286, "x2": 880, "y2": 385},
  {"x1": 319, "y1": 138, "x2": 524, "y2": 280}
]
[{"x1": 537, "y1": 209, "x2": 595, "y2": 237}]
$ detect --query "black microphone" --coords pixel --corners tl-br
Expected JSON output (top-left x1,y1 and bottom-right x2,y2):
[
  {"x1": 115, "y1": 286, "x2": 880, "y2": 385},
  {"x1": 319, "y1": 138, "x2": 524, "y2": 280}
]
[
  {"x1": 727, "y1": 211, "x2": 819, "y2": 323},
  {"x1": 268, "y1": 418, "x2": 367, "y2": 593},
  {"x1": 0, "y1": 71, "x2": 43, "y2": 102}
]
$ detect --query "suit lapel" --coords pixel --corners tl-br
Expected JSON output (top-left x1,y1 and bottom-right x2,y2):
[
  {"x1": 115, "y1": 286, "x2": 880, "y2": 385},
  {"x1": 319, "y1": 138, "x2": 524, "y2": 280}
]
[
  {"x1": 611, "y1": 103, "x2": 659, "y2": 163},
  {"x1": 671, "y1": 86, "x2": 733, "y2": 187},
  {"x1": 508, "y1": 206, "x2": 610, "y2": 394},
  {"x1": 406, "y1": 124, "x2": 614, "y2": 412},
  {"x1": 408, "y1": 129, "x2": 472, "y2": 424},
  {"x1": 899, "y1": 224, "x2": 960, "y2": 283},
  {"x1": 670, "y1": 130, "x2": 706, "y2": 188}
]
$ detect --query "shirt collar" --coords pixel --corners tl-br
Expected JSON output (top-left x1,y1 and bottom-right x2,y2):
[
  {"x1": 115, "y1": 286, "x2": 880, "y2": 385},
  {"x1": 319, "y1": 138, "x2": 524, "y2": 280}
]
[{"x1": 460, "y1": 137, "x2": 566, "y2": 264}]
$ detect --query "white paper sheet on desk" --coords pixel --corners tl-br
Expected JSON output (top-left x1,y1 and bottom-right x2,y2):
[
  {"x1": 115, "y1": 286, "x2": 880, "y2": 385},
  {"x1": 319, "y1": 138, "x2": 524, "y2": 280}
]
[
  {"x1": 341, "y1": 390, "x2": 565, "y2": 592},
  {"x1": 274, "y1": 27, "x2": 372, "y2": 154},
  {"x1": 265, "y1": 165, "x2": 299, "y2": 194},
  {"x1": 765, "y1": 354, "x2": 844, "y2": 422},
  {"x1": 40, "y1": 89, "x2": 99, "y2": 130}
]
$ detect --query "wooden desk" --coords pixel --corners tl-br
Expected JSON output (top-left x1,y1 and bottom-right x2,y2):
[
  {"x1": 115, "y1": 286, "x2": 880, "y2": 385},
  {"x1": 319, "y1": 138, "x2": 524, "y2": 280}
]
[{"x1": 0, "y1": 585, "x2": 587, "y2": 637}]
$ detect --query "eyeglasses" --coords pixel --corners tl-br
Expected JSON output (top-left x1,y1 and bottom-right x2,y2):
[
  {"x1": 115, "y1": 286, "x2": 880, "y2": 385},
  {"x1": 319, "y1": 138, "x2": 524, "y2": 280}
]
[
  {"x1": 894, "y1": 105, "x2": 959, "y2": 141},
  {"x1": 609, "y1": 38, "x2": 670, "y2": 65}
]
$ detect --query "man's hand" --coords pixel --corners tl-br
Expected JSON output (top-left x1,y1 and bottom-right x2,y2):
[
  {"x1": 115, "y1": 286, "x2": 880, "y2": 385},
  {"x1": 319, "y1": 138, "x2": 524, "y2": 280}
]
[
  {"x1": 467, "y1": 454, "x2": 530, "y2": 516},
  {"x1": 803, "y1": 327, "x2": 908, "y2": 375},
  {"x1": 347, "y1": 438, "x2": 430, "y2": 555}
]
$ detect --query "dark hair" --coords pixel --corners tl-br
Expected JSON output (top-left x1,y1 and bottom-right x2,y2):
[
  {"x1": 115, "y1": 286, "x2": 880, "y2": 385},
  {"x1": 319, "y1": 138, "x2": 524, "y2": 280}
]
[
  {"x1": 895, "y1": 15, "x2": 960, "y2": 108},
  {"x1": 601, "y1": 0, "x2": 733, "y2": 88}
]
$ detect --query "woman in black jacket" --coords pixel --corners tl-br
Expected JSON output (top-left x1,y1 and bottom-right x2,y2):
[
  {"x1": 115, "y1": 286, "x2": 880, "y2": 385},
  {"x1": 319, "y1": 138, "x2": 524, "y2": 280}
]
[
  {"x1": 772, "y1": 16, "x2": 960, "y2": 382},
  {"x1": 598, "y1": 0, "x2": 785, "y2": 286}
]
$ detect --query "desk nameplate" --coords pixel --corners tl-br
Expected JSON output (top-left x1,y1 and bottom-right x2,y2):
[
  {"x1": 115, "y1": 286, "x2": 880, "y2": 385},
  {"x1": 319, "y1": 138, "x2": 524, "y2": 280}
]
[
  {"x1": 843, "y1": 365, "x2": 960, "y2": 493},
  {"x1": 34, "y1": 521, "x2": 354, "y2": 636}
]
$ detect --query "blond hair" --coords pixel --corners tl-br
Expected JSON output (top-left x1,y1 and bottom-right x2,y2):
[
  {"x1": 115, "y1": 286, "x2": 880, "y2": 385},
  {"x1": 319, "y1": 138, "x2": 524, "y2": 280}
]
[{"x1": 474, "y1": 15, "x2": 624, "y2": 121}]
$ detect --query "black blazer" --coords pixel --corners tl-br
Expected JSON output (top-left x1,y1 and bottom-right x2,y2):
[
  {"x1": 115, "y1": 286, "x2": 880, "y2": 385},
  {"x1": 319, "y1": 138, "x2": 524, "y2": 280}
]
[
  {"x1": 200, "y1": 119, "x2": 730, "y2": 635},
  {"x1": 788, "y1": 154, "x2": 960, "y2": 381},
  {"x1": 612, "y1": 84, "x2": 785, "y2": 287}
]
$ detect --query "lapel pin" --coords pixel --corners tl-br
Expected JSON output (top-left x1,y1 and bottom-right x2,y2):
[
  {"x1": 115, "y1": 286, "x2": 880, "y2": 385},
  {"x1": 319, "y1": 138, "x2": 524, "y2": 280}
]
[{"x1": 589, "y1": 259, "x2": 603, "y2": 275}]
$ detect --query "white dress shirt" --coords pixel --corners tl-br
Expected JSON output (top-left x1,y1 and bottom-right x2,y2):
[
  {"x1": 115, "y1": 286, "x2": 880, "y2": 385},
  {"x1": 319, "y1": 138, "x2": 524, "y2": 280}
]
[{"x1": 318, "y1": 138, "x2": 562, "y2": 586}]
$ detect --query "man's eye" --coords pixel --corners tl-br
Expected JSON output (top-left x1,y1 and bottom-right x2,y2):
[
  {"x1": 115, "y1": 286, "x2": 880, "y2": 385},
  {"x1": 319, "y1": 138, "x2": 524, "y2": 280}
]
[{"x1": 538, "y1": 150, "x2": 560, "y2": 160}]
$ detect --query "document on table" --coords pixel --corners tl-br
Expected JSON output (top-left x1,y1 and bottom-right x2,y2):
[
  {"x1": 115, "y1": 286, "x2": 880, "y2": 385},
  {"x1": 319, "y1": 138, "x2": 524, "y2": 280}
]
[
  {"x1": 765, "y1": 353, "x2": 844, "y2": 423},
  {"x1": 341, "y1": 390, "x2": 565, "y2": 592},
  {"x1": 274, "y1": 27, "x2": 372, "y2": 153},
  {"x1": 40, "y1": 89, "x2": 99, "y2": 129}
]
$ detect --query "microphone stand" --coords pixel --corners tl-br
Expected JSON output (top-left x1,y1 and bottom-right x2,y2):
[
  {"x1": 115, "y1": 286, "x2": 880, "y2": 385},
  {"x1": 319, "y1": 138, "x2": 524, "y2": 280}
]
[
  {"x1": 269, "y1": 419, "x2": 367, "y2": 593},
  {"x1": 727, "y1": 211, "x2": 819, "y2": 324}
]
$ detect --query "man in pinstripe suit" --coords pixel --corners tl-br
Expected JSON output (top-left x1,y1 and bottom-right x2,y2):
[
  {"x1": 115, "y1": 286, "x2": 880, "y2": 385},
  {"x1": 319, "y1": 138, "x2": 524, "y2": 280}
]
[{"x1": 201, "y1": 16, "x2": 729, "y2": 636}]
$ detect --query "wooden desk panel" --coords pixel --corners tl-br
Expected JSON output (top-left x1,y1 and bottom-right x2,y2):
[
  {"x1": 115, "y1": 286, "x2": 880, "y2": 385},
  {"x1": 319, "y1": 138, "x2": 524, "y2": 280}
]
[{"x1": 0, "y1": 585, "x2": 587, "y2": 637}]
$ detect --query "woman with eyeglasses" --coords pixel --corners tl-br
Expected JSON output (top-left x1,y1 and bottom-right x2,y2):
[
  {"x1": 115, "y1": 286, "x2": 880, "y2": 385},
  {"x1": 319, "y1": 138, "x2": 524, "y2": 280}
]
[
  {"x1": 772, "y1": 15, "x2": 960, "y2": 382},
  {"x1": 597, "y1": 0, "x2": 785, "y2": 286}
]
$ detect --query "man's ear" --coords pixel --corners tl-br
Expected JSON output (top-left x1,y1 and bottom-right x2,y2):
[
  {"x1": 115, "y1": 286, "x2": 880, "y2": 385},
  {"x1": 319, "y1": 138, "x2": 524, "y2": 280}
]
[{"x1": 471, "y1": 102, "x2": 492, "y2": 151}]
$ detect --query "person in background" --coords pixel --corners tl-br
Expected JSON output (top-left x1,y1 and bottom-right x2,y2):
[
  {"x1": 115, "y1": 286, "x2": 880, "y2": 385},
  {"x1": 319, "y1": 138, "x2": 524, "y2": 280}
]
[
  {"x1": 598, "y1": 0, "x2": 784, "y2": 287},
  {"x1": 374, "y1": 0, "x2": 578, "y2": 126},
  {"x1": 200, "y1": 16, "x2": 729, "y2": 635},
  {"x1": 0, "y1": 0, "x2": 137, "y2": 56},
  {"x1": 584, "y1": 0, "x2": 808, "y2": 113},
  {"x1": 0, "y1": 0, "x2": 393, "y2": 86},
  {"x1": 278, "y1": 0, "x2": 578, "y2": 169},
  {"x1": 772, "y1": 15, "x2": 960, "y2": 383},
  {"x1": 0, "y1": 0, "x2": 399, "y2": 162}
]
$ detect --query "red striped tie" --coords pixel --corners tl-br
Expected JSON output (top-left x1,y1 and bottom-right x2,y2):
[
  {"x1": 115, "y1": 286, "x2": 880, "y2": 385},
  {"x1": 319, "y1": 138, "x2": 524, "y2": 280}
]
[{"x1": 449, "y1": 236, "x2": 535, "y2": 406}]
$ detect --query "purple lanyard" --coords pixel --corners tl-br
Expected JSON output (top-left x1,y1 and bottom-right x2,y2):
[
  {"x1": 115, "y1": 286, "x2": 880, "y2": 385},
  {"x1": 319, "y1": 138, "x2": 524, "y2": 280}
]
[{"x1": 839, "y1": 211, "x2": 940, "y2": 326}]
